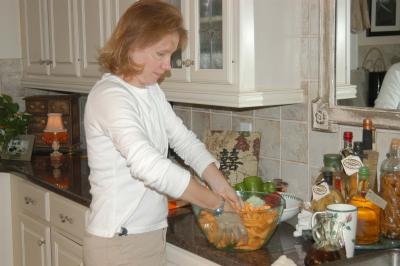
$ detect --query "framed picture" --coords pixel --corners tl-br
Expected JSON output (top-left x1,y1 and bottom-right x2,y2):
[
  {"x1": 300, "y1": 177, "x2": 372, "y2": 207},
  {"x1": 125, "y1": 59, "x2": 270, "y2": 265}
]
[
  {"x1": 367, "y1": 0, "x2": 400, "y2": 36},
  {"x1": 1, "y1": 135, "x2": 35, "y2": 161}
]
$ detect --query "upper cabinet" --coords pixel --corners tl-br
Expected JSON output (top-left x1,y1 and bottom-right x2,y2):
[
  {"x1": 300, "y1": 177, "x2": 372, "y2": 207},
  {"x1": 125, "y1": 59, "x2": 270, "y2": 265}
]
[
  {"x1": 163, "y1": 0, "x2": 304, "y2": 107},
  {"x1": 19, "y1": 0, "x2": 304, "y2": 108},
  {"x1": 20, "y1": 0, "x2": 80, "y2": 77}
]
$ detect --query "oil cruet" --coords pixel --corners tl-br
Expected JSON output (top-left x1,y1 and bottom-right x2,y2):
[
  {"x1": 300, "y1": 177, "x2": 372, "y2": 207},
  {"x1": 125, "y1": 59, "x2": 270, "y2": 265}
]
[{"x1": 304, "y1": 213, "x2": 345, "y2": 266}]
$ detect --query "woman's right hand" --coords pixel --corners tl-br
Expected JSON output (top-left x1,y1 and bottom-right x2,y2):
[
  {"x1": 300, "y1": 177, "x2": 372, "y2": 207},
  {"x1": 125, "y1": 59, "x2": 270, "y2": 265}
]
[{"x1": 211, "y1": 199, "x2": 248, "y2": 246}]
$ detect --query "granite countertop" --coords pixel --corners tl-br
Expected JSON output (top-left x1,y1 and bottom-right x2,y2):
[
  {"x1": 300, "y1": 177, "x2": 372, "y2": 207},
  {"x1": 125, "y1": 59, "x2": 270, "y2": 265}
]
[{"x1": 1, "y1": 154, "x2": 312, "y2": 265}]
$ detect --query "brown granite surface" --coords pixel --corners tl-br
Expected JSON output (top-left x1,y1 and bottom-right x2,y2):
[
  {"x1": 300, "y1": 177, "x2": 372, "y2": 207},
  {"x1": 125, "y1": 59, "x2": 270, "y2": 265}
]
[{"x1": 1, "y1": 154, "x2": 313, "y2": 265}]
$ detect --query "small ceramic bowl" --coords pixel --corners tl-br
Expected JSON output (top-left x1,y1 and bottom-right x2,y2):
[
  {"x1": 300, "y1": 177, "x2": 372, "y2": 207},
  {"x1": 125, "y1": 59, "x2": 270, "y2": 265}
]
[{"x1": 279, "y1": 192, "x2": 303, "y2": 222}]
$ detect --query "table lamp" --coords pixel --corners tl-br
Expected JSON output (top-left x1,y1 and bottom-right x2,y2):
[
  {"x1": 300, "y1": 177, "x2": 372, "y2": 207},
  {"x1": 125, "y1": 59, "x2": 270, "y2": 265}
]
[{"x1": 43, "y1": 113, "x2": 68, "y2": 160}]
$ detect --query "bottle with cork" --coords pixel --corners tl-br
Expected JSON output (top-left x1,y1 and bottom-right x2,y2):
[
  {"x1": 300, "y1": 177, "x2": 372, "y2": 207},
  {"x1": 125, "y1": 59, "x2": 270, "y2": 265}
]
[{"x1": 362, "y1": 118, "x2": 373, "y2": 151}]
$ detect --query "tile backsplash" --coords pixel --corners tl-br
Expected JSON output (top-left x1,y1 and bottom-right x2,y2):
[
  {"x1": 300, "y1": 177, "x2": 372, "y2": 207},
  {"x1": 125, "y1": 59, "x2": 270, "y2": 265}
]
[{"x1": 3, "y1": 0, "x2": 400, "y2": 202}]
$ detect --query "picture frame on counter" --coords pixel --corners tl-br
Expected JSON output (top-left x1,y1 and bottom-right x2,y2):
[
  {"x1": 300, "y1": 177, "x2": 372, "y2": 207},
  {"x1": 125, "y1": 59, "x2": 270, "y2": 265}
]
[{"x1": 1, "y1": 134, "x2": 35, "y2": 161}]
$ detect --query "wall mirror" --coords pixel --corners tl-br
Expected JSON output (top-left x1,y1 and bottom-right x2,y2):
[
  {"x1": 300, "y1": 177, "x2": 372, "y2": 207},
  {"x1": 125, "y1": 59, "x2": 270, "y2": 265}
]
[
  {"x1": 336, "y1": 0, "x2": 400, "y2": 110},
  {"x1": 312, "y1": 0, "x2": 400, "y2": 132}
]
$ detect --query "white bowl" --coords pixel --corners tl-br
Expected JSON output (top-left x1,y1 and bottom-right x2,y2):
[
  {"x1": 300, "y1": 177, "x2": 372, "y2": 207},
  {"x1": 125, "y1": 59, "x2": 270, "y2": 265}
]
[{"x1": 278, "y1": 192, "x2": 303, "y2": 222}]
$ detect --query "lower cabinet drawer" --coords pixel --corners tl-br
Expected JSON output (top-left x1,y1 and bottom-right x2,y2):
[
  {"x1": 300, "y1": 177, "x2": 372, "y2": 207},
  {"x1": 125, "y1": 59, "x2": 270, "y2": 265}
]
[
  {"x1": 17, "y1": 179, "x2": 50, "y2": 221},
  {"x1": 50, "y1": 193, "x2": 88, "y2": 241}
]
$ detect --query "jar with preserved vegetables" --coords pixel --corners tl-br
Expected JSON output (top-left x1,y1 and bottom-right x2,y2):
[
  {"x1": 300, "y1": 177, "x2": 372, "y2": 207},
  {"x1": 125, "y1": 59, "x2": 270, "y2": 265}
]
[{"x1": 380, "y1": 139, "x2": 400, "y2": 239}]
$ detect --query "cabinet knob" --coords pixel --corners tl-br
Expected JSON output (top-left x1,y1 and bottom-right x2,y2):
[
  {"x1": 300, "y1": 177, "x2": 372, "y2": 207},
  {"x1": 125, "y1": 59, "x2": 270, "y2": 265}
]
[
  {"x1": 37, "y1": 240, "x2": 45, "y2": 246},
  {"x1": 39, "y1": 60, "x2": 46, "y2": 65},
  {"x1": 24, "y1": 196, "x2": 35, "y2": 205},
  {"x1": 182, "y1": 59, "x2": 194, "y2": 67},
  {"x1": 59, "y1": 213, "x2": 73, "y2": 224},
  {"x1": 45, "y1": 60, "x2": 53, "y2": 66}
]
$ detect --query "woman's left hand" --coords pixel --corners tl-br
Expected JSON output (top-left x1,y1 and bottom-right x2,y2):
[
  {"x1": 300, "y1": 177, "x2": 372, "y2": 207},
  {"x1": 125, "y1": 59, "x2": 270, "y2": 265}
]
[{"x1": 202, "y1": 163, "x2": 243, "y2": 211}]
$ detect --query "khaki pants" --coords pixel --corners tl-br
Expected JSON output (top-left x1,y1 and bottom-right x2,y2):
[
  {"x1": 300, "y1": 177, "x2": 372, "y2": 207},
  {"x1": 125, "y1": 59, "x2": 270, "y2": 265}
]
[{"x1": 83, "y1": 228, "x2": 167, "y2": 266}]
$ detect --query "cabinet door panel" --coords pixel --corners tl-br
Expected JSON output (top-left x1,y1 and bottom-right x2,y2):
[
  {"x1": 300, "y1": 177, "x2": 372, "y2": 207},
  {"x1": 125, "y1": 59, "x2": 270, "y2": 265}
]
[
  {"x1": 19, "y1": 214, "x2": 51, "y2": 266},
  {"x1": 20, "y1": 0, "x2": 50, "y2": 75},
  {"x1": 48, "y1": 0, "x2": 79, "y2": 76},
  {"x1": 78, "y1": 0, "x2": 106, "y2": 78},
  {"x1": 110, "y1": 0, "x2": 138, "y2": 30},
  {"x1": 164, "y1": 0, "x2": 190, "y2": 82},
  {"x1": 190, "y1": 0, "x2": 232, "y2": 84},
  {"x1": 52, "y1": 230, "x2": 83, "y2": 266}
]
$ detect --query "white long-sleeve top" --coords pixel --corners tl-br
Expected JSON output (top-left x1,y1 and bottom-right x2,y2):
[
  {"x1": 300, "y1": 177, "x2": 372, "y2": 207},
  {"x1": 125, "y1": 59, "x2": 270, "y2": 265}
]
[
  {"x1": 84, "y1": 74, "x2": 217, "y2": 237},
  {"x1": 374, "y1": 63, "x2": 400, "y2": 109}
]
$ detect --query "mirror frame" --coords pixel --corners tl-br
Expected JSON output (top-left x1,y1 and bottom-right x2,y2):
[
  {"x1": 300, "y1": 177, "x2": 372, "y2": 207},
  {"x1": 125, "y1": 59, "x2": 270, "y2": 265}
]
[{"x1": 312, "y1": 0, "x2": 400, "y2": 132}]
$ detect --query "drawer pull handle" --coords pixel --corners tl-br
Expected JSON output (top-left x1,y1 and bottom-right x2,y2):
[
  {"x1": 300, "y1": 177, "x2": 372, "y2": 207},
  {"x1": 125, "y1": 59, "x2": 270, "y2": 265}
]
[
  {"x1": 24, "y1": 196, "x2": 35, "y2": 205},
  {"x1": 37, "y1": 240, "x2": 45, "y2": 246},
  {"x1": 182, "y1": 59, "x2": 194, "y2": 67},
  {"x1": 59, "y1": 214, "x2": 73, "y2": 224}
]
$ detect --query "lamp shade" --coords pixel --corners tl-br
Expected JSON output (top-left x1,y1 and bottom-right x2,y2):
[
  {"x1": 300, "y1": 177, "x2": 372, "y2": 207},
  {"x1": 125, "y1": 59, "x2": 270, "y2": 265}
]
[{"x1": 44, "y1": 113, "x2": 66, "y2": 133}]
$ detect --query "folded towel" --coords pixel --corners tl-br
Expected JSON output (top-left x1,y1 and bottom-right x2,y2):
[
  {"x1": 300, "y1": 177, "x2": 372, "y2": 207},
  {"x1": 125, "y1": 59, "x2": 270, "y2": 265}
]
[{"x1": 351, "y1": 0, "x2": 371, "y2": 33}]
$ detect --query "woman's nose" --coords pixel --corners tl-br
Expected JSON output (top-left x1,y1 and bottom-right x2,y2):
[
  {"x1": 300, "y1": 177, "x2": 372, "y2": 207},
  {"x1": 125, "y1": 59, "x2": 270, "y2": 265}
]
[{"x1": 162, "y1": 58, "x2": 172, "y2": 71}]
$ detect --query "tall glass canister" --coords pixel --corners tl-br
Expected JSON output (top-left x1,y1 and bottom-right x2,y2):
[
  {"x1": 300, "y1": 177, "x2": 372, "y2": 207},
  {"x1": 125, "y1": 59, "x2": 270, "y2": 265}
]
[{"x1": 380, "y1": 139, "x2": 400, "y2": 239}]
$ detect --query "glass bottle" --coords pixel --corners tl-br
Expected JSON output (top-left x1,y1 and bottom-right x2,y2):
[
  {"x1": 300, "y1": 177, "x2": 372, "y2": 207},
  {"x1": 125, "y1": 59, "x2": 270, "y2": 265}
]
[
  {"x1": 341, "y1": 131, "x2": 353, "y2": 158},
  {"x1": 311, "y1": 171, "x2": 344, "y2": 212},
  {"x1": 324, "y1": 154, "x2": 347, "y2": 199},
  {"x1": 347, "y1": 142, "x2": 364, "y2": 200},
  {"x1": 362, "y1": 118, "x2": 373, "y2": 151},
  {"x1": 348, "y1": 166, "x2": 380, "y2": 244},
  {"x1": 380, "y1": 139, "x2": 400, "y2": 239}
]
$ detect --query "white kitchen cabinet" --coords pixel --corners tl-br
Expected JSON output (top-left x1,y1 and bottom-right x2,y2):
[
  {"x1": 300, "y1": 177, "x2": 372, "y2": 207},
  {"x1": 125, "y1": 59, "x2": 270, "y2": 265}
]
[
  {"x1": 18, "y1": 213, "x2": 52, "y2": 266},
  {"x1": 77, "y1": 0, "x2": 109, "y2": 78},
  {"x1": 19, "y1": 0, "x2": 304, "y2": 108},
  {"x1": 0, "y1": 173, "x2": 14, "y2": 266},
  {"x1": 20, "y1": 0, "x2": 107, "y2": 91},
  {"x1": 161, "y1": 0, "x2": 304, "y2": 107},
  {"x1": 11, "y1": 177, "x2": 87, "y2": 266},
  {"x1": 20, "y1": 0, "x2": 80, "y2": 77},
  {"x1": 51, "y1": 230, "x2": 84, "y2": 266},
  {"x1": 166, "y1": 243, "x2": 220, "y2": 266},
  {"x1": 18, "y1": 212, "x2": 52, "y2": 266}
]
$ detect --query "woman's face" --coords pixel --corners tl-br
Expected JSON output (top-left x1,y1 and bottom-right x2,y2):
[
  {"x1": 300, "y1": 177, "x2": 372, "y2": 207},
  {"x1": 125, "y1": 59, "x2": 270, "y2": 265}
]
[{"x1": 127, "y1": 32, "x2": 179, "y2": 87}]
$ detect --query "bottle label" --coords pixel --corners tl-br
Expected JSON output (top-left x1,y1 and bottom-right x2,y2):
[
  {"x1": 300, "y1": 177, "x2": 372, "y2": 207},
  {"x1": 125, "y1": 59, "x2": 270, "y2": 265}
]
[
  {"x1": 312, "y1": 182, "x2": 330, "y2": 201},
  {"x1": 341, "y1": 155, "x2": 363, "y2": 176},
  {"x1": 366, "y1": 189, "x2": 387, "y2": 209}
]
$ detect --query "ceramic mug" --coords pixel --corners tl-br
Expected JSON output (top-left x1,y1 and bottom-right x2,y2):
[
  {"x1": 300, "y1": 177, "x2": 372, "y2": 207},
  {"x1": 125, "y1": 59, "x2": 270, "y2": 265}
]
[{"x1": 312, "y1": 204, "x2": 358, "y2": 258}]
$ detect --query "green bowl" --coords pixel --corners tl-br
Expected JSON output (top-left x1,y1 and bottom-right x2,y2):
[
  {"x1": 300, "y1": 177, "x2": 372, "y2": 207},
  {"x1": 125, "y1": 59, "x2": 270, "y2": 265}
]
[{"x1": 192, "y1": 191, "x2": 285, "y2": 252}]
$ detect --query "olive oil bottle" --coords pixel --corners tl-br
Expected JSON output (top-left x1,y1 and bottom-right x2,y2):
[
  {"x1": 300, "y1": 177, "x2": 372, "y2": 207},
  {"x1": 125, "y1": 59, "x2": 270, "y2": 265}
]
[{"x1": 348, "y1": 166, "x2": 380, "y2": 244}]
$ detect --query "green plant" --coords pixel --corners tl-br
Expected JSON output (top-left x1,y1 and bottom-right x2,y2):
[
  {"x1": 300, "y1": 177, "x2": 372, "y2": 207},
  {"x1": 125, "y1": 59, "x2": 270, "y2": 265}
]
[{"x1": 0, "y1": 94, "x2": 31, "y2": 152}]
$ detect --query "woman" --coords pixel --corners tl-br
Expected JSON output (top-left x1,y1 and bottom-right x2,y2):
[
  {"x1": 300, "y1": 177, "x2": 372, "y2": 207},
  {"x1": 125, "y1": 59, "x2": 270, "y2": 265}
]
[
  {"x1": 83, "y1": 1, "x2": 245, "y2": 265},
  {"x1": 374, "y1": 62, "x2": 400, "y2": 109}
]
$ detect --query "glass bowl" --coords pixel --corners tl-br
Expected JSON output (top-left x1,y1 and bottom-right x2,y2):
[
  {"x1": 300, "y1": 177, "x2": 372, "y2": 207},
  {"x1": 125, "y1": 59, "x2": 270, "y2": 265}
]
[{"x1": 192, "y1": 191, "x2": 285, "y2": 252}]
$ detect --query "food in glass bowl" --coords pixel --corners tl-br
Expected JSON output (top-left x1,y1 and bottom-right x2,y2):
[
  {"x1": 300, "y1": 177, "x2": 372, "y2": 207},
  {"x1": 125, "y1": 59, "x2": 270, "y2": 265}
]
[{"x1": 192, "y1": 191, "x2": 285, "y2": 251}]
